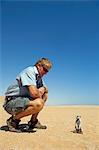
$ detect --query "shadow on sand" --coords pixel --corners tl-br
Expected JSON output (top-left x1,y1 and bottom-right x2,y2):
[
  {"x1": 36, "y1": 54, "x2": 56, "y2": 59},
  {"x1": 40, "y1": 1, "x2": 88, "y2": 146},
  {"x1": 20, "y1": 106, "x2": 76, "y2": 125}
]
[
  {"x1": 0, "y1": 123, "x2": 36, "y2": 133},
  {"x1": 71, "y1": 130, "x2": 83, "y2": 134}
]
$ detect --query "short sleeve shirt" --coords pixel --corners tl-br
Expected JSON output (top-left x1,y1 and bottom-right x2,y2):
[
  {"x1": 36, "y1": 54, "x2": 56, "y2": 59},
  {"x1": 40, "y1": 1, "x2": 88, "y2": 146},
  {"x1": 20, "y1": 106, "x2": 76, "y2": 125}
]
[
  {"x1": 17, "y1": 66, "x2": 38, "y2": 86},
  {"x1": 5, "y1": 66, "x2": 46, "y2": 98}
]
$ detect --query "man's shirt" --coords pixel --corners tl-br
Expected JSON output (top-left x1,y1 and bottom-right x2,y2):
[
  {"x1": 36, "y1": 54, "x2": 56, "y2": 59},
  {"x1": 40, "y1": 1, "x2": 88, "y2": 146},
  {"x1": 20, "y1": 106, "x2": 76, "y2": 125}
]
[{"x1": 5, "y1": 66, "x2": 45, "y2": 98}]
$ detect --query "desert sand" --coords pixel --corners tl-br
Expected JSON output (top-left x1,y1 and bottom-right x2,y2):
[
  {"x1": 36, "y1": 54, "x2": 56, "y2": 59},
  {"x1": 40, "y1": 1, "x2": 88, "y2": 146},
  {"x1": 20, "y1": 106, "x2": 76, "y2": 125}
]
[{"x1": 0, "y1": 97, "x2": 99, "y2": 150}]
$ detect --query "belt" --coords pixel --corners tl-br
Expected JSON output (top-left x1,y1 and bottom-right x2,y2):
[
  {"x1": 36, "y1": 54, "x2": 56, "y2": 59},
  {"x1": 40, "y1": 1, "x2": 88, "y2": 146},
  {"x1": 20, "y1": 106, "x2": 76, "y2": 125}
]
[{"x1": 5, "y1": 96, "x2": 18, "y2": 102}]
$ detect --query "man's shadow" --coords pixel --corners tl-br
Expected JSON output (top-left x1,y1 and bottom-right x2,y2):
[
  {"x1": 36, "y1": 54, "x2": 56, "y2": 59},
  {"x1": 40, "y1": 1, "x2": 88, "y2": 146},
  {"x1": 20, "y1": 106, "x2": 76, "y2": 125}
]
[{"x1": 0, "y1": 123, "x2": 36, "y2": 133}]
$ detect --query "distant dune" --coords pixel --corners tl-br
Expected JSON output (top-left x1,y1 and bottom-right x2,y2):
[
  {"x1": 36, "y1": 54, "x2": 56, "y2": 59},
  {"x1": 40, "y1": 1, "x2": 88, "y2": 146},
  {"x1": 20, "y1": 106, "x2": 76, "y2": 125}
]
[{"x1": 0, "y1": 97, "x2": 99, "y2": 150}]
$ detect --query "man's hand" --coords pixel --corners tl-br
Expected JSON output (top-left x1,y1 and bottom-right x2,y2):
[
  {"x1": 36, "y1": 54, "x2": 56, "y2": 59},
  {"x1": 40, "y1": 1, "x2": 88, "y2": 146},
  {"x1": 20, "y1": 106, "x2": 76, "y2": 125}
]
[
  {"x1": 38, "y1": 87, "x2": 45, "y2": 96},
  {"x1": 41, "y1": 87, "x2": 48, "y2": 102},
  {"x1": 38, "y1": 87, "x2": 48, "y2": 96},
  {"x1": 44, "y1": 87, "x2": 48, "y2": 93}
]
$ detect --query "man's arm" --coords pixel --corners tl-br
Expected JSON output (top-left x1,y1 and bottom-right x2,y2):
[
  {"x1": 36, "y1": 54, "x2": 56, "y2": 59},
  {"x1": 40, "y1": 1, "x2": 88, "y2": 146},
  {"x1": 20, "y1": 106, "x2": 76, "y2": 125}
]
[
  {"x1": 28, "y1": 85, "x2": 47, "y2": 99},
  {"x1": 42, "y1": 87, "x2": 48, "y2": 102},
  {"x1": 42, "y1": 92, "x2": 48, "y2": 102}
]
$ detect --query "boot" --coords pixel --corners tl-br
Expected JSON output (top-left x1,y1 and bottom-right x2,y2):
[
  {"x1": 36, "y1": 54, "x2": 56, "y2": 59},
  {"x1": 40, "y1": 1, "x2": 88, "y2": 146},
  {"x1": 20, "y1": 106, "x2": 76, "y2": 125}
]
[
  {"x1": 6, "y1": 116, "x2": 21, "y2": 132},
  {"x1": 28, "y1": 119, "x2": 47, "y2": 129}
]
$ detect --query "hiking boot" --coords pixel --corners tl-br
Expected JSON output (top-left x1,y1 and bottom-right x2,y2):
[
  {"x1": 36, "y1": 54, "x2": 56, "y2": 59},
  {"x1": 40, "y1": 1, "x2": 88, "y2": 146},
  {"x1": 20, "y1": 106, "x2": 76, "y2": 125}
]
[
  {"x1": 6, "y1": 116, "x2": 21, "y2": 132},
  {"x1": 28, "y1": 119, "x2": 47, "y2": 129}
]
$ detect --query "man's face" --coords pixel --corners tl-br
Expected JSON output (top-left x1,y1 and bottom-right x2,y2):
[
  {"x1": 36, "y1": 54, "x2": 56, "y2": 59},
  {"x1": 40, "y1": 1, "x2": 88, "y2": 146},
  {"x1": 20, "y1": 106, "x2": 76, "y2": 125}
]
[{"x1": 38, "y1": 65, "x2": 48, "y2": 77}]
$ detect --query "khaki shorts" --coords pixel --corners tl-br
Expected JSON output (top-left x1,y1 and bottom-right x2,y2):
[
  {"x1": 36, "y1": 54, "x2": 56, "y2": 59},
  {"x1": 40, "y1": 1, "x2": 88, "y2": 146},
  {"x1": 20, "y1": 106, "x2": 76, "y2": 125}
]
[{"x1": 4, "y1": 97, "x2": 30, "y2": 115}]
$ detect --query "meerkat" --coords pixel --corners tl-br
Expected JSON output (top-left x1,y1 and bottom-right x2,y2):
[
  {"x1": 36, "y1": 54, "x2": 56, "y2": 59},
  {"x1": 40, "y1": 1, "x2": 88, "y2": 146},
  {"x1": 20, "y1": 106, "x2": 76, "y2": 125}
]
[{"x1": 75, "y1": 116, "x2": 83, "y2": 134}]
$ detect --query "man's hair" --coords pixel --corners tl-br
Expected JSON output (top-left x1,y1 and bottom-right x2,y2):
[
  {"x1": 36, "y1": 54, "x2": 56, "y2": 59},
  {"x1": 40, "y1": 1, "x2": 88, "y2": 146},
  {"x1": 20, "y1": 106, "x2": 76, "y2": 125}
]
[{"x1": 35, "y1": 58, "x2": 52, "y2": 71}]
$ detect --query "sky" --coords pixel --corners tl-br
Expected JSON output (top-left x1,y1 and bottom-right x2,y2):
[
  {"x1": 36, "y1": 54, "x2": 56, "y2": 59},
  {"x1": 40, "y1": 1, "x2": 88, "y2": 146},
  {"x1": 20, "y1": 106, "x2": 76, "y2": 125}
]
[{"x1": 1, "y1": 1, "x2": 99, "y2": 105}]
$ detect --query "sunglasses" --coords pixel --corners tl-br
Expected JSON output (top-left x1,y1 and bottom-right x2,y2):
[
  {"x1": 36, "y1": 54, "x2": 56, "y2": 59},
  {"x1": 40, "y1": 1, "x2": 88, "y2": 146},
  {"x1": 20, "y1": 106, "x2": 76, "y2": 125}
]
[{"x1": 43, "y1": 66, "x2": 48, "y2": 73}]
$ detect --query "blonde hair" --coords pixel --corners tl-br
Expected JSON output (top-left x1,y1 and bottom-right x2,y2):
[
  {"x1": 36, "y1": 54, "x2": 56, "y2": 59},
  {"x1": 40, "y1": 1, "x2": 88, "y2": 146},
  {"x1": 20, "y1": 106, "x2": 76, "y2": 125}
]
[{"x1": 35, "y1": 58, "x2": 52, "y2": 71}]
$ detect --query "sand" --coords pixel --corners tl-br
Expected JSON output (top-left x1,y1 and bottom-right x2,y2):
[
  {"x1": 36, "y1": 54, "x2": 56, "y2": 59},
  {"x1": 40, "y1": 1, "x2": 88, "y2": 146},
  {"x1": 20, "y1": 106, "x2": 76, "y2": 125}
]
[{"x1": 0, "y1": 97, "x2": 99, "y2": 150}]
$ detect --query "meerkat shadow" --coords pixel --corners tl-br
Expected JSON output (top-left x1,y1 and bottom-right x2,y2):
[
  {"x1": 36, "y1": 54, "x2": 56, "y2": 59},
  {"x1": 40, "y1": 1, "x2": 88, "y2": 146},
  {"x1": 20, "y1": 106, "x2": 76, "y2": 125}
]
[{"x1": 71, "y1": 129, "x2": 83, "y2": 134}]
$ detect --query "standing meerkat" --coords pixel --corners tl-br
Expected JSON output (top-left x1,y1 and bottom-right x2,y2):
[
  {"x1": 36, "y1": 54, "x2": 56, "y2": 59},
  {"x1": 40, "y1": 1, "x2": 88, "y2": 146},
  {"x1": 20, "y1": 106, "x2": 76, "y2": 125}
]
[{"x1": 75, "y1": 116, "x2": 83, "y2": 134}]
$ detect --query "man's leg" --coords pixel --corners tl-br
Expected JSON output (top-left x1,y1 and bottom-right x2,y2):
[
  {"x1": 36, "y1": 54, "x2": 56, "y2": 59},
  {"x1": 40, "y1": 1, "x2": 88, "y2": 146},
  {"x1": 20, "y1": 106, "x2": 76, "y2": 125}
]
[
  {"x1": 6, "y1": 98, "x2": 44, "y2": 131},
  {"x1": 30, "y1": 92, "x2": 48, "y2": 121},
  {"x1": 28, "y1": 112, "x2": 47, "y2": 129},
  {"x1": 14, "y1": 98, "x2": 44, "y2": 120},
  {"x1": 28, "y1": 92, "x2": 48, "y2": 129},
  {"x1": 30, "y1": 113, "x2": 39, "y2": 122}
]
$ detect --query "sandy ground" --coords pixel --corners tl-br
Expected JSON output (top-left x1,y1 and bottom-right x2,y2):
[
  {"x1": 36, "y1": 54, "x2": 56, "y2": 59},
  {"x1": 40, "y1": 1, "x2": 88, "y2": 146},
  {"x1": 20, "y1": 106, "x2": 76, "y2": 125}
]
[{"x1": 0, "y1": 97, "x2": 99, "y2": 150}]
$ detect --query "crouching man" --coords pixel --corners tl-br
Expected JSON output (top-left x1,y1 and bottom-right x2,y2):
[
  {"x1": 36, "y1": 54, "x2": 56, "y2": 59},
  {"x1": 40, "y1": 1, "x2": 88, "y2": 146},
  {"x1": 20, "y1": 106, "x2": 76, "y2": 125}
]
[{"x1": 3, "y1": 58, "x2": 52, "y2": 132}]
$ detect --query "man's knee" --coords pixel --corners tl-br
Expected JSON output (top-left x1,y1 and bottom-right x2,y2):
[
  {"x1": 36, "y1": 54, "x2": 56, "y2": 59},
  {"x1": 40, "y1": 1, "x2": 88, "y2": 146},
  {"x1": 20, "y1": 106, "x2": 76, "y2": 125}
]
[
  {"x1": 29, "y1": 98, "x2": 44, "y2": 112},
  {"x1": 35, "y1": 98, "x2": 44, "y2": 111}
]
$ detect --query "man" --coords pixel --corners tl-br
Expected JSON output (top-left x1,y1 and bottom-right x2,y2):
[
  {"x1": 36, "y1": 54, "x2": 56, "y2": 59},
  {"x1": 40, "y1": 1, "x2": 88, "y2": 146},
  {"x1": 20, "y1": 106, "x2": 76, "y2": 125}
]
[{"x1": 3, "y1": 58, "x2": 52, "y2": 132}]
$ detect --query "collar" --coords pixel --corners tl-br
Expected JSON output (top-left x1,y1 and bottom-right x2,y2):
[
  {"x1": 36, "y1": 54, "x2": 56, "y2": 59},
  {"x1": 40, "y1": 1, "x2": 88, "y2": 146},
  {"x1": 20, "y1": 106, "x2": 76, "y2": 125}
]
[{"x1": 34, "y1": 66, "x2": 39, "y2": 75}]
